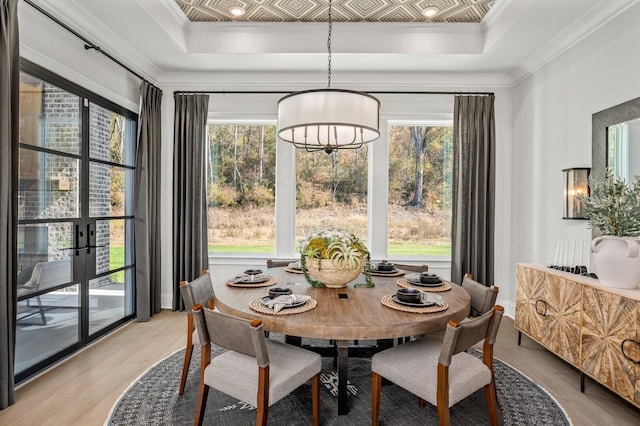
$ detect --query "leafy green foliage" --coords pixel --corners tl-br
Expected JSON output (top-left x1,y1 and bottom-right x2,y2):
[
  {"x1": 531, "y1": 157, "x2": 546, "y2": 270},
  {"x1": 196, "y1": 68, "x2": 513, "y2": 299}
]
[
  {"x1": 579, "y1": 170, "x2": 640, "y2": 236},
  {"x1": 299, "y1": 227, "x2": 373, "y2": 288}
]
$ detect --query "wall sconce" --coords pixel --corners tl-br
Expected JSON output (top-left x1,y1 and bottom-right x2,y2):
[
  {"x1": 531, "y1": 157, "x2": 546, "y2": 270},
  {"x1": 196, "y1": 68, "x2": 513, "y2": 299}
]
[{"x1": 563, "y1": 168, "x2": 590, "y2": 219}]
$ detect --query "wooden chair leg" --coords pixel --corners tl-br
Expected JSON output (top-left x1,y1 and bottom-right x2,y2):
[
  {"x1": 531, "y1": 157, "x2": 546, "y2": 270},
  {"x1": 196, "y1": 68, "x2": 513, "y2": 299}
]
[
  {"x1": 194, "y1": 343, "x2": 211, "y2": 426},
  {"x1": 437, "y1": 402, "x2": 451, "y2": 426},
  {"x1": 418, "y1": 397, "x2": 426, "y2": 408},
  {"x1": 256, "y1": 366, "x2": 270, "y2": 426},
  {"x1": 484, "y1": 379, "x2": 499, "y2": 426},
  {"x1": 194, "y1": 383, "x2": 209, "y2": 426},
  {"x1": 372, "y1": 372, "x2": 382, "y2": 426},
  {"x1": 437, "y1": 363, "x2": 451, "y2": 426},
  {"x1": 180, "y1": 314, "x2": 195, "y2": 395},
  {"x1": 311, "y1": 373, "x2": 320, "y2": 426},
  {"x1": 179, "y1": 342, "x2": 194, "y2": 395}
]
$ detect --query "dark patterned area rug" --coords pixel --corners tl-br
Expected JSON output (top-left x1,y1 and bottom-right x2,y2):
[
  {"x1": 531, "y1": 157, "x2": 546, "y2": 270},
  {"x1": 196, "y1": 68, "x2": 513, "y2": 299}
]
[{"x1": 107, "y1": 344, "x2": 571, "y2": 425}]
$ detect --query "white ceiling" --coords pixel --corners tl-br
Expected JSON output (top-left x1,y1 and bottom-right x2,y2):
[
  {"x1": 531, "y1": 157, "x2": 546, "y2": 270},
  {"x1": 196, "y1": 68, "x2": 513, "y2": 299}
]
[{"x1": 23, "y1": 0, "x2": 640, "y2": 86}]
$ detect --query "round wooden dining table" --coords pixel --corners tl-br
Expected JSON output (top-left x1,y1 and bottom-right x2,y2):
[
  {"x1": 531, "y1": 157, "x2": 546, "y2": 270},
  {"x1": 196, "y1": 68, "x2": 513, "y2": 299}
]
[{"x1": 212, "y1": 267, "x2": 471, "y2": 415}]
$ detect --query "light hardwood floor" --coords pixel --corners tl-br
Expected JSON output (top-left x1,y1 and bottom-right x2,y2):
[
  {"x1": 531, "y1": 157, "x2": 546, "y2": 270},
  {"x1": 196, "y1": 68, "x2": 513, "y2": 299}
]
[{"x1": 0, "y1": 311, "x2": 638, "y2": 425}]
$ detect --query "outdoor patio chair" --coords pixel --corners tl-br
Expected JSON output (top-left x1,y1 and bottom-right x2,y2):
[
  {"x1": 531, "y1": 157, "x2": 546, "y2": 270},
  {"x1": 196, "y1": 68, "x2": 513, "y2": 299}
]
[
  {"x1": 178, "y1": 271, "x2": 215, "y2": 396},
  {"x1": 17, "y1": 259, "x2": 72, "y2": 325},
  {"x1": 192, "y1": 304, "x2": 321, "y2": 426},
  {"x1": 372, "y1": 305, "x2": 504, "y2": 426}
]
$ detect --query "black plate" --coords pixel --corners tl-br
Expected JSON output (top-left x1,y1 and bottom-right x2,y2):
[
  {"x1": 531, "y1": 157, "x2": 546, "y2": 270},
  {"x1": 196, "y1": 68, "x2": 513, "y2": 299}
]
[
  {"x1": 391, "y1": 294, "x2": 435, "y2": 307},
  {"x1": 244, "y1": 269, "x2": 263, "y2": 275},
  {"x1": 234, "y1": 275, "x2": 269, "y2": 284},
  {"x1": 372, "y1": 268, "x2": 399, "y2": 274},
  {"x1": 261, "y1": 296, "x2": 305, "y2": 308},
  {"x1": 407, "y1": 278, "x2": 442, "y2": 287}
]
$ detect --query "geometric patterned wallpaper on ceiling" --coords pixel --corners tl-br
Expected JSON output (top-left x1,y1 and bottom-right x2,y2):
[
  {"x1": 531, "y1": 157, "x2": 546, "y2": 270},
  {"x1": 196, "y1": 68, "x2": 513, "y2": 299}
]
[{"x1": 174, "y1": 0, "x2": 497, "y2": 23}]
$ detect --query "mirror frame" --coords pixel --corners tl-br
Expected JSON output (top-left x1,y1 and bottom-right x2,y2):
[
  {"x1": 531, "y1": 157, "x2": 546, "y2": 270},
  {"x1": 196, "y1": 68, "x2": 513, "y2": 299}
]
[{"x1": 592, "y1": 96, "x2": 640, "y2": 182}]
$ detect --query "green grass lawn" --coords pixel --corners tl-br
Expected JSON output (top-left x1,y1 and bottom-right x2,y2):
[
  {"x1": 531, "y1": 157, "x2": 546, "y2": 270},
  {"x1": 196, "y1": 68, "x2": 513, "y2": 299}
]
[
  {"x1": 209, "y1": 244, "x2": 274, "y2": 254},
  {"x1": 109, "y1": 246, "x2": 125, "y2": 283},
  {"x1": 208, "y1": 243, "x2": 450, "y2": 257},
  {"x1": 388, "y1": 242, "x2": 451, "y2": 256}
]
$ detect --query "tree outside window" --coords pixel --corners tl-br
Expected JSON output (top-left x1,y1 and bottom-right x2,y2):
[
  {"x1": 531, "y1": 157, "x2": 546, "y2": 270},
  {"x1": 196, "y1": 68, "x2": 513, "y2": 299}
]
[
  {"x1": 388, "y1": 124, "x2": 453, "y2": 256},
  {"x1": 207, "y1": 124, "x2": 277, "y2": 254}
]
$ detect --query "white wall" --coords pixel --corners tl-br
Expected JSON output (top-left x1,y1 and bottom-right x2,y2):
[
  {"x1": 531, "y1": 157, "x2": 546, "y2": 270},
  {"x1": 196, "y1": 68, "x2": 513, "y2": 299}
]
[
  {"x1": 509, "y1": 3, "x2": 640, "y2": 315},
  {"x1": 18, "y1": 3, "x2": 141, "y2": 111}
]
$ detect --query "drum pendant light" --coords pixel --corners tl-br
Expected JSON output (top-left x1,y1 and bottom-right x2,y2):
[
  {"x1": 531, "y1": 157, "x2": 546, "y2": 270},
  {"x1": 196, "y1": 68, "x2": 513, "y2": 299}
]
[{"x1": 277, "y1": 0, "x2": 380, "y2": 153}]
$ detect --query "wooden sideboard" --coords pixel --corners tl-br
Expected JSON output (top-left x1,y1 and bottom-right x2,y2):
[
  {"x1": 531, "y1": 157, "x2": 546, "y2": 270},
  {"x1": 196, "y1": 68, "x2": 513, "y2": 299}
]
[{"x1": 515, "y1": 263, "x2": 640, "y2": 408}]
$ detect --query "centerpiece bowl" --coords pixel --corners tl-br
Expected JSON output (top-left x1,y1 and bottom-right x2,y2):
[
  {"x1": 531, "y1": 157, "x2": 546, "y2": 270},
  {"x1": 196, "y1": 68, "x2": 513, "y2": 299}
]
[
  {"x1": 299, "y1": 227, "x2": 371, "y2": 288},
  {"x1": 304, "y1": 257, "x2": 367, "y2": 288}
]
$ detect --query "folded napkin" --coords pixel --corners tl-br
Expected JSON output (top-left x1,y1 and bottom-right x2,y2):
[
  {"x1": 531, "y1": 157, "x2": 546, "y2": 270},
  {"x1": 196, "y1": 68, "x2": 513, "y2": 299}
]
[
  {"x1": 420, "y1": 292, "x2": 444, "y2": 306},
  {"x1": 264, "y1": 294, "x2": 312, "y2": 313},
  {"x1": 233, "y1": 274, "x2": 267, "y2": 283},
  {"x1": 288, "y1": 261, "x2": 301, "y2": 269}
]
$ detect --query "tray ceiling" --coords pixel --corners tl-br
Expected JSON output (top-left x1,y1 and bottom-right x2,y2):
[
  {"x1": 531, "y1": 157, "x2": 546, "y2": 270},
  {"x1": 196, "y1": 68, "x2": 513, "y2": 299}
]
[{"x1": 174, "y1": 0, "x2": 496, "y2": 23}]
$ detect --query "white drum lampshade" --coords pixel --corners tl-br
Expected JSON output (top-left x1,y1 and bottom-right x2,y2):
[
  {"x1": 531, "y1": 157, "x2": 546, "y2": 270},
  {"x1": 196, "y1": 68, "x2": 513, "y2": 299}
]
[{"x1": 278, "y1": 89, "x2": 380, "y2": 153}]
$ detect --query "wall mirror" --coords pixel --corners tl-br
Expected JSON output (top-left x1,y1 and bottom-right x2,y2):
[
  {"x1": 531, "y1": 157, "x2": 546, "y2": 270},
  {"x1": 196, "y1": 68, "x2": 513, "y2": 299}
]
[{"x1": 592, "y1": 96, "x2": 640, "y2": 185}]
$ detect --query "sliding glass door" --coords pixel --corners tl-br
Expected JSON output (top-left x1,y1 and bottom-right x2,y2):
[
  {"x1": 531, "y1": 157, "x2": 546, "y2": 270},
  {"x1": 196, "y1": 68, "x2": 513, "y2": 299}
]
[{"x1": 15, "y1": 61, "x2": 136, "y2": 382}]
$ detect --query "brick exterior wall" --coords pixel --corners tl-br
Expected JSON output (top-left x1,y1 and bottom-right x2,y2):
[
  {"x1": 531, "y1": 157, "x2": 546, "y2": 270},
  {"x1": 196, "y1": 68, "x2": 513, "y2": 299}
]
[{"x1": 19, "y1": 84, "x2": 121, "y2": 283}]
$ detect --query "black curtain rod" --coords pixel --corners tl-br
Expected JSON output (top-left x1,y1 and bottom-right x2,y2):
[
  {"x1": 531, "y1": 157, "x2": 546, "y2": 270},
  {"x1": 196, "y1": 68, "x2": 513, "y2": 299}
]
[
  {"x1": 24, "y1": 0, "x2": 157, "y2": 89},
  {"x1": 175, "y1": 90, "x2": 495, "y2": 96}
]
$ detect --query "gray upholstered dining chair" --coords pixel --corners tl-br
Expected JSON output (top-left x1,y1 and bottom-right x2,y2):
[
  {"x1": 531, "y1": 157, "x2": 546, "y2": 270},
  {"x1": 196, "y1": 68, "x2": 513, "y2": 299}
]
[
  {"x1": 462, "y1": 273, "x2": 499, "y2": 318},
  {"x1": 371, "y1": 305, "x2": 504, "y2": 426},
  {"x1": 191, "y1": 304, "x2": 321, "y2": 426},
  {"x1": 393, "y1": 263, "x2": 429, "y2": 273},
  {"x1": 423, "y1": 273, "x2": 499, "y2": 345},
  {"x1": 178, "y1": 272, "x2": 215, "y2": 396},
  {"x1": 266, "y1": 259, "x2": 298, "y2": 268}
]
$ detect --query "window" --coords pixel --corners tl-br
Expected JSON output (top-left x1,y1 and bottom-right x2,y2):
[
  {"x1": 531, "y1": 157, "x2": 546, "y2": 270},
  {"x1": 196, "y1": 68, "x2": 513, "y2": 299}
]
[
  {"x1": 388, "y1": 123, "x2": 453, "y2": 256},
  {"x1": 295, "y1": 147, "x2": 368, "y2": 246},
  {"x1": 205, "y1": 117, "x2": 453, "y2": 262},
  {"x1": 608, "y1": 122, "x2": 630, "y2": 182},
  {"x1": 206, "y1": 123, "x2": 277, "y2": 254}
]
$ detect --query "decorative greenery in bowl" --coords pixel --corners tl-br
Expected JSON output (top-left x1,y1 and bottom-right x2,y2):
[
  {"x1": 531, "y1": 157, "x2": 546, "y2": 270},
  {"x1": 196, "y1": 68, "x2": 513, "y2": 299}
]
[
  {"x1": 578, "y1": 170, "x2": 640, "y2": 236},
  {"x1": 299, "y1": 227, "x2": 373, "y2": 288}
]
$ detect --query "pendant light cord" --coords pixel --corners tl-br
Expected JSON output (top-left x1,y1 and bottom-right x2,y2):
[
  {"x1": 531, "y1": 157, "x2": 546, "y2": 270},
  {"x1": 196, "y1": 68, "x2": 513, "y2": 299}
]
[{"x1": 327, "y1": 0, "x2": 332, "y2": 88}]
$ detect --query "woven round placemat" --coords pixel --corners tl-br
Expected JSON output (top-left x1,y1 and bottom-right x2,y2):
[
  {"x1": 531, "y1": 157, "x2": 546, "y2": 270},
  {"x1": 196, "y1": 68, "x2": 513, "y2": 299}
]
[
  {"x1": 397, "y1": 278, "x2": 451, "y2": 292},
  {"x1": 284, "y1": 267, "x2": 304, "y2": 274},
  {"x1": 226, "y1": 275, "x2": 277, "y2": 288},
  {"x1": 249, "y1": 297, "x2": 317, "y2": 315},
  {"x1": 381, "y1": 294, "x2": 449, "y2": 314}
]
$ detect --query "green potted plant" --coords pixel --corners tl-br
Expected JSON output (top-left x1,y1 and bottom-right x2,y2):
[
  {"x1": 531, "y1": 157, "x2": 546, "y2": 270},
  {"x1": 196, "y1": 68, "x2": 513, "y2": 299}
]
[
  {"x1": 299, "y1": 227, "x2": 373, "y2": 288},
  {"x1": 578, "y1": 170, "x2": 640, "y2": 288}
]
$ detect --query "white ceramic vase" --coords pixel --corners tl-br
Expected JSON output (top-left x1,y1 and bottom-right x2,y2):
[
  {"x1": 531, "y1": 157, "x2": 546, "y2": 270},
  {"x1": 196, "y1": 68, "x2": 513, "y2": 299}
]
[{"x1": 591, "y1": 236, "x2": 640, "y2": 289}]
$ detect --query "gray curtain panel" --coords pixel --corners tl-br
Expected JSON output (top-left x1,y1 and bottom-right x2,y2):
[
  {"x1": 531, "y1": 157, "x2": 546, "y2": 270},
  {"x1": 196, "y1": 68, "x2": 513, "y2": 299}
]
[
  {"x1": 173, "y1": 94, "x2": 209, "y2": 311},
  {"x1": 0, "y1": 0, "x2": 19, "y2": 409},
  {"x1": 134, "y1": 81, "x2": 163, "y2": 321},
  {"x1": 451, "y1": 95, "x2": 496, "y2": 287}
]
